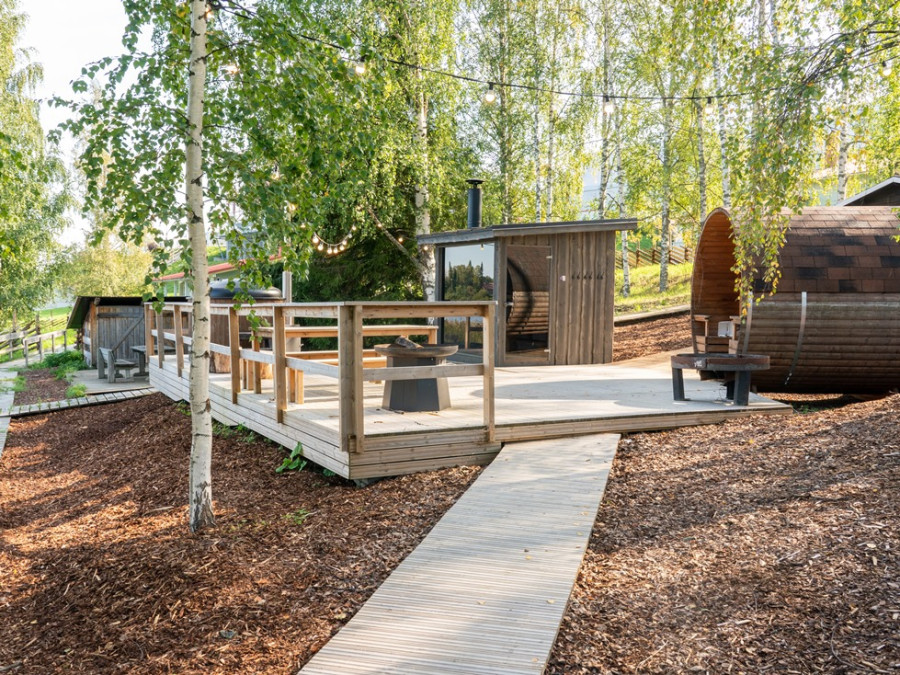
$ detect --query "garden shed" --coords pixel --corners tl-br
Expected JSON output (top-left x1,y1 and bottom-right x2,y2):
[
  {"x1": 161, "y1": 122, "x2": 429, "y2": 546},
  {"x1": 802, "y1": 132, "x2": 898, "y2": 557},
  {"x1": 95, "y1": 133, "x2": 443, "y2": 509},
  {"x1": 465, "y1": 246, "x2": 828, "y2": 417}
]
[
  {"x1": 67, "y1": 295, "x2": 186, "y2": 368},
  {"x1": 691, "y1": 206, "x2": 900, "y2": 392},
  {"x1": 418, "y1": 217, "x2": 637, "y2": 366}
]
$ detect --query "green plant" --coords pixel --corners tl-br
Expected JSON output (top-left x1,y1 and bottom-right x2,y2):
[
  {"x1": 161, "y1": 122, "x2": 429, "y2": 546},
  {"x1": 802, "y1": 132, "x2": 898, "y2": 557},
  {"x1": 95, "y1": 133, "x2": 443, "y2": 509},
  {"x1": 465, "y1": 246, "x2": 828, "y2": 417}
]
[
  {"x1": 65, "y1": 384, "x2": 87, "y2": 399},
  {"x1": 276, "y1": 443, "x2": 307, "y2": 474},
  {"x1": 283, "y1": 508, "x2": 311, "y2": 525},
  {"x1": 322, "y1": 468, "x2": 337, "y2": 478},
  {"x1": 10, "y1": 375, "x2": 25, "y2": 393}
]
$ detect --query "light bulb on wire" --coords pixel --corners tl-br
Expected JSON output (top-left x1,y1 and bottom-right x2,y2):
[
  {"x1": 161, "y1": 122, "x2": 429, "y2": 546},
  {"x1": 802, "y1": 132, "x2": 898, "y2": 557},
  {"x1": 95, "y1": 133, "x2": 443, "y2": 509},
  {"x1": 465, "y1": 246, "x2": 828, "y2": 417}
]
[
  {"x1": 354, "y1": 61, "x2": 366, "y2": 76},
  {"x1": 603, "y1": 95, "x2": 615, "y2": 115},
  {"x1": 484, "y1": 82, "x2": 497, "y2": 104},
  {"x1": 704, "y1": 96, "x2": 715, "y2": 116},
  {"x1": 882, "y1": 60, "x2": 893, "y2": 78}
]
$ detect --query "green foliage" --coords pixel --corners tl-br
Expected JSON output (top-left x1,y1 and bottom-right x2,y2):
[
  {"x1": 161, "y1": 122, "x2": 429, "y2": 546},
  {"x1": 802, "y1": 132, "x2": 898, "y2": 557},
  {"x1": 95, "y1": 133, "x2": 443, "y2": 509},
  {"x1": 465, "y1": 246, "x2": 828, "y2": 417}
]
[
  {"x1": 32, "y1": 349, "x2": 85, "y2": 371},
  {"x1": 5, "y1": 375, "x2": 26, "y2": 393},
  {"x1": 276, "y1": 443, "x2": 308, "y2": 474},
  {"x1": 65, "y1": 383, "x2": 87, "y2": 399},
  {"x1": 0, "y1": 0, "x2": 69, "y2": 321},
  {"x1": 283, "y1": 507, "x2": 312, "y2": 525},
  {"x1": 614, "y1": 262, "x2": 692, "y2": 314},
  {"x1": 59, "y1": 232, "x2": 153, "y2": 297}
]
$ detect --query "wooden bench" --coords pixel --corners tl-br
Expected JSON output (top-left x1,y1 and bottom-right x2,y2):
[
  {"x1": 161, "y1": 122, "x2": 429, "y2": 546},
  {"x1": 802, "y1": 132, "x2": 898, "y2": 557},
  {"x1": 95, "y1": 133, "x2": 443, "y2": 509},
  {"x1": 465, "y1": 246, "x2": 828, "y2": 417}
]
[
  {"x1": 98, "y1": 347, "x2": 137, "y2": 383},
  {"x1": 671, "y1": 353, "x2": 770, "y2": 406}
]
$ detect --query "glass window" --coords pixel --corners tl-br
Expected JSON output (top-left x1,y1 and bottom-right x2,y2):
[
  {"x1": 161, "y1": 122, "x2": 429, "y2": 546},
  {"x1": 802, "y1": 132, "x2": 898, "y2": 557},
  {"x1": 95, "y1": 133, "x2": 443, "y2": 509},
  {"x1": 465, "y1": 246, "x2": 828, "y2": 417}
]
[{"x1": 441, "y1": 244, "x2": 494, "y2": 351}]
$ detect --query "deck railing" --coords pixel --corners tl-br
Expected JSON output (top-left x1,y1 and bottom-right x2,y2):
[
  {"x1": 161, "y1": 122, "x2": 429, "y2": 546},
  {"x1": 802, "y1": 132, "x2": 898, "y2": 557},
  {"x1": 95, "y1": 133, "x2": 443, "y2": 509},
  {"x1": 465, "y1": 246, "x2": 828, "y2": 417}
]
[{"x1": 145, "y1": 301, "x2": 496, "y2": 455}]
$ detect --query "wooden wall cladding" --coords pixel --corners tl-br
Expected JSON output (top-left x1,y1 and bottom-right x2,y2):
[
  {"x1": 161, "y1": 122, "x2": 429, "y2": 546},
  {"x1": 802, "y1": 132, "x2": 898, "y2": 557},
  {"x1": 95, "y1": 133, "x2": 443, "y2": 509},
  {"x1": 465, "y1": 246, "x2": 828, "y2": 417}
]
[{"x1": 693, "y1": 207, "x2": 900, "y2": 393}]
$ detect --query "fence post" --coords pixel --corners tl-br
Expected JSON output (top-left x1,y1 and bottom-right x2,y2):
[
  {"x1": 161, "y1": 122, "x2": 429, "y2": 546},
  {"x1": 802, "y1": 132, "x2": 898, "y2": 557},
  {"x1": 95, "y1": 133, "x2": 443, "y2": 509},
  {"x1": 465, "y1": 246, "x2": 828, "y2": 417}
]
[
  {"x1": 229, "y1": 307, "x2": 240, "y2": 404},
  {"x1": 338, "y1": 304, "x2": 364, "y2": 454},
  {"x1": 273, "y1": 306, "x2": 287, "y2": 424},
  {"x1": 174, "y1": 306, "x2": 184, "y2": 378}
]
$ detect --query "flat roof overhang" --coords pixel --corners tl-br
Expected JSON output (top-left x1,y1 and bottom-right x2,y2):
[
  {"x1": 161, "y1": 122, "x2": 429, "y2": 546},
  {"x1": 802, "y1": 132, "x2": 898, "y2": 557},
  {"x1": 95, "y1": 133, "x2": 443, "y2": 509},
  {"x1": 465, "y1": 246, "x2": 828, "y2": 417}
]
[{"x1": 417, "y1": 218, "x2": 638, "y2": 246}]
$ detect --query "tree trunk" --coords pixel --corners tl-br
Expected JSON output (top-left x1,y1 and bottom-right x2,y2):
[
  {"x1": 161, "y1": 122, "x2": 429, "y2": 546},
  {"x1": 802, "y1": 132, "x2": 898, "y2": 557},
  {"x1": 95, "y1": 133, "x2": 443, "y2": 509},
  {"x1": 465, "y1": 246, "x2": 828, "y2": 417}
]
[
  {"x1": 713, "y1": 51, "x2": 731, "y2": 209},
  {"x1": 836, "y1": 86, "x2": 850, "y2": 202},
  {"x1": 695, "y1": 97, "x2": 708, "y2": 227},
  {"x1": 534, "y1": 102, "x2": 542, "y2": 221},
  {"x1": 186, "y1": 0, "x2": 214, "y2": 533},
  {"x1": 616, "y1": 121, "x2": 629, "y2": 296},
  {"x1": 659, "y1": 97, "x2": 672, "y2": 293},
  {"x1": 414, "y1": 91, "x2": 435, "y2": 301},
  {"x1": 837, "y1": 119, "x2": 850, "y2": 201}
]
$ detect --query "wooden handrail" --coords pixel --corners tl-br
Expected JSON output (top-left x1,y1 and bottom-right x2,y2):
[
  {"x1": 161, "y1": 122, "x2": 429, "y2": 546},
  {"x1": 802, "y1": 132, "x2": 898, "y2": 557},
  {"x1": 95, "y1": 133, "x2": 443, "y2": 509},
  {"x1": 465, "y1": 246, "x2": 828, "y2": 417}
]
[{"x1": 146, "y1": 300, "x2": 497, "y2": 455}]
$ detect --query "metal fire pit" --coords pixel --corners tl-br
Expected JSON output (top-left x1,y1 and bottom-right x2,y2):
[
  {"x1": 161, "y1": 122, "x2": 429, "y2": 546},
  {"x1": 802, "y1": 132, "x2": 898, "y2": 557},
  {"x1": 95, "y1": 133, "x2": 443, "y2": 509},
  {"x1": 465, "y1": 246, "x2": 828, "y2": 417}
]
[{"x1": 374, "y1": 344, "x2": 459, "y2": 412}]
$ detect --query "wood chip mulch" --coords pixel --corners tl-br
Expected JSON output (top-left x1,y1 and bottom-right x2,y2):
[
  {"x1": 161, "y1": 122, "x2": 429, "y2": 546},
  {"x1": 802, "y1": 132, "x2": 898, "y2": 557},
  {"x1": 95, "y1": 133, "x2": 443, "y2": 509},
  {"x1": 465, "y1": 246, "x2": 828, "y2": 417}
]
[
  {"x1": 0, "y1": 394, "x2": 481, "y2": 673},
  {"x1": 12, "y1": 369, "x2": 70, "y2": 407},
  {"x1": 547, "y1": 394, "x2": 900, "y2": 674},
  {"x1": 613, "y1": 313, "x2": 692, "y2": 362},
  {"x1": 2, "y1": 315, "x2": 897, "y2": 674}
]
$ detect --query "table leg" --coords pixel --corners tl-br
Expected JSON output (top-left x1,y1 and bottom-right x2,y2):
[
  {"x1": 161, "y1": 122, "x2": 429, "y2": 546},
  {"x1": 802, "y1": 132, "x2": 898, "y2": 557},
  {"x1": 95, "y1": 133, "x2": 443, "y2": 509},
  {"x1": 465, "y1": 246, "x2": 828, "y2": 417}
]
[
  {"x1": 733, "y1": 371, "x2": 751, "y2": 406},
  {"x1": 672, "y1": 368, "x2": 685, "y2": 401}
]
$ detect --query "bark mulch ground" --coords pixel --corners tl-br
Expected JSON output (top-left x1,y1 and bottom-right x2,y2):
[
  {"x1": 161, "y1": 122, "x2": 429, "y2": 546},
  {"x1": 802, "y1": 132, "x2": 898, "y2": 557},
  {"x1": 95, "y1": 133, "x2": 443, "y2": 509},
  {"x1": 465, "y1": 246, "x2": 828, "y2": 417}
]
[
  {"x1": 2, "y1": 315, "x2": 897, "y2": 673},
  {"x1": 12, "y1": 369, "x2": 70, "y2": 407},
  {"x1": 0, "y1": 395, "x2": 480, "y2": 673},
  {"x1": 547, "y1": 394, "x2": 900, "y2": 674},
  {"x1": 614, "y1": 313, "x2": 692, "y2": 362}
]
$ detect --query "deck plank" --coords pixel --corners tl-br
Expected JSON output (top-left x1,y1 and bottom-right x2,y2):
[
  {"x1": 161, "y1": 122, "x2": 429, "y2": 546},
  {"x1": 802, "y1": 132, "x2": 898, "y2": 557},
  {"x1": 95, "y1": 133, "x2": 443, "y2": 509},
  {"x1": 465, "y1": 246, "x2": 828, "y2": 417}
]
[{"x1": 300, "y1": 434, "x2": 618, "y2": 675}]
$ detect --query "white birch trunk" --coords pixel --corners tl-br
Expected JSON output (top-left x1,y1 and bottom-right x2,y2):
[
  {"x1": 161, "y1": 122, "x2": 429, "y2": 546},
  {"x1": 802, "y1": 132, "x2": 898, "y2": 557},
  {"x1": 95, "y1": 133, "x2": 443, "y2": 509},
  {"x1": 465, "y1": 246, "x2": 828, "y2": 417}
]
[
  {"x1": 186, "y1": 0, "x2": 214, "y2": 533},
  {"x1": 696, "y1": 97, "x2": 708, "y2": 225},
  {"x1": 616, "y1": 123, "x2": 630, "y2": 296},
  {"x1": 534, "y1": 103, "x2": 542, "y2": 221},
  {"x1": 713, "y1": 52, "x2": 731, "y2": 209},
  {"x1": 414, "y1": 91, "x2": 436, "y2": 301},
  {"x1": 837, "y1": 119, "x2": 850, "y2": 201},
  {"x1": 659, "y1": 98, "x2": 672, "y2": 292}
]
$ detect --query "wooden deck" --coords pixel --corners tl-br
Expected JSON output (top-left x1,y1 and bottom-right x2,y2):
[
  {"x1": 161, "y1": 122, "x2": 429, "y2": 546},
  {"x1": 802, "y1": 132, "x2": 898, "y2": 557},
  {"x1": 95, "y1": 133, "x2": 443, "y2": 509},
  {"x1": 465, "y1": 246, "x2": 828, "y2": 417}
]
[
  {"x1": 146, "y1": 300, "x2": 791, "y2": 479},
  {"x1": 300, "y1": 434, "x2": 620, "y2": 674},
  {"x1": 150, "y1": 351, "x2": 791, "y2": 480}
]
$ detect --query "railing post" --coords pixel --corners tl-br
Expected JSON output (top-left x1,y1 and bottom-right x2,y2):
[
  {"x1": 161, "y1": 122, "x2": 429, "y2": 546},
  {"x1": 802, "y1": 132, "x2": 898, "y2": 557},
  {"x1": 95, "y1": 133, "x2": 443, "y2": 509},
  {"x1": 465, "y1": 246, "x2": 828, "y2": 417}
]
[
  {"x1": 144, "y1": 304, "x2": 154, "y2": 359},
  {"x1": 156, "y1": 310, "x2": 165, "y2": 368},
  {"x1": 482, "y1": 303, "x2": 496, "y2": 443},
  {"x1": 229, "y1": 307, "x2": 240, "y2": 404},
  {"x1": 273, "y1": 305, "x2": 287, "y2": 424},
  {"x1": 338, "y1": 304, "x2": 364, "y2": 454},
  {"x1": 174, "y1": 306, "x2": 184, "y2": 377}
]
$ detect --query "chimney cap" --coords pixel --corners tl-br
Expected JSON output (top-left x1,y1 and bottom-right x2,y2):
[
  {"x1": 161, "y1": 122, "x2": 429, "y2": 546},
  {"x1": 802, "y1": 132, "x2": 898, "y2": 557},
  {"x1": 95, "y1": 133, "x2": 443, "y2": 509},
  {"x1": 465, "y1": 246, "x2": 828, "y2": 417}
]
[{"x1": 466, "y1": 178, "x2": 485, "y2": 187}]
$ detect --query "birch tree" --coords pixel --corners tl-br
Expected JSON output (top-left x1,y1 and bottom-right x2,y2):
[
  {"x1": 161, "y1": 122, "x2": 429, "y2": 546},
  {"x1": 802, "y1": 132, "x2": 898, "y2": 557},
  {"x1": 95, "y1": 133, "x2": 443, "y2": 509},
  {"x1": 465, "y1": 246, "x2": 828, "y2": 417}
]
[{"x1": 63, "y1": 0, "x2": 388, "y2": 532}]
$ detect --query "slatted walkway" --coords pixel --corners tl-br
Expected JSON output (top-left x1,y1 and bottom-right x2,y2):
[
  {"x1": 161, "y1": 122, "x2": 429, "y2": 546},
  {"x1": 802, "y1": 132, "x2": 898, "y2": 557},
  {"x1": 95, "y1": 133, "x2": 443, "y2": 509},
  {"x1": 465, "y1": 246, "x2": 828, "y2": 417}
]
[
  {"x1": 1, "y1": 388, "x2": 155, "y2": 419},
  {"x1": 0, "y1": 369, "x2": 15, "y2": 459},
  {"x1": 300, "y1": 433, "x2": 619, "y2": 675}
]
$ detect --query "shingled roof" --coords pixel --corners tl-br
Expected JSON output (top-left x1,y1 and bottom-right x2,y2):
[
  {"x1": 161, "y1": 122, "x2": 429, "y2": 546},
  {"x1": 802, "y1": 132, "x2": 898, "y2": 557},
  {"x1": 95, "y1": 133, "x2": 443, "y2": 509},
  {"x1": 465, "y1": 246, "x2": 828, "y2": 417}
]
[{"x1": 773, "y1": 206, "x2": 900, "y2": 294}]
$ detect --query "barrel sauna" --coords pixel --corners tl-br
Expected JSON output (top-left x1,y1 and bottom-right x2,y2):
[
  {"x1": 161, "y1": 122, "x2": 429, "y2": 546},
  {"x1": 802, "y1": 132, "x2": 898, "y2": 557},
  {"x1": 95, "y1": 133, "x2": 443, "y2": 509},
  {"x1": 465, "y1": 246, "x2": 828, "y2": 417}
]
[{"x1": 692, "y1": 206, "x2": 900, "y2": 393}]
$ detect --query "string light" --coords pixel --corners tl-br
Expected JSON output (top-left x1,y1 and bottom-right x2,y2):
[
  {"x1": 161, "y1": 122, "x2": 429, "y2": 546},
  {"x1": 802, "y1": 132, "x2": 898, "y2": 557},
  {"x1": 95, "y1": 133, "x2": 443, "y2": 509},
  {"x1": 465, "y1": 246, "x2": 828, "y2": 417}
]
[
  {"x1": 224, "y1": 63, "x2": 239, "y2": 75},
  {"x1": 484, "y1": 82, "x2": 497, "y2": 104},
  {"x1": 602, "y1": 95, "x2": 615, "y2": 115},
  {"x1": 882, "y1": 60, "x2": 893, "y2": 77},
  {"x1": 704, "y1": 96, "x2": 715, "y2": 116},
  {"x1": 354, "y1": 61, "x2": 366, "y2": 76}
]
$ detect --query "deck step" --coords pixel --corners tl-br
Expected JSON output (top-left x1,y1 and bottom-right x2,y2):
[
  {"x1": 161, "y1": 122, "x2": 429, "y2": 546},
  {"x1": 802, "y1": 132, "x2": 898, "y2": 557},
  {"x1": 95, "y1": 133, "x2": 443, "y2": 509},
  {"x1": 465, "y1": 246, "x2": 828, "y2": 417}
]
[{"x1": 299, "y1": 433, "x2": 618, "y2": 675}]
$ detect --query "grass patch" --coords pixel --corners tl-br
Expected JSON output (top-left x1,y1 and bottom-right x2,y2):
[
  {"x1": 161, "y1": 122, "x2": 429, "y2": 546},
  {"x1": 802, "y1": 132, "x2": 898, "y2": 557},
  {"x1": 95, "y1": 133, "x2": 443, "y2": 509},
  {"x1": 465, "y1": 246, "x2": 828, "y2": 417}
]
[
  {"x1": 614, "y1": 262, "x2": 692, "y2": 315},
  {"x1": 66, "y1": 384, "x2": 87, "y2": 399},
  {"x1": 1, "y1": 375, "x2": 27, "y2": 393}
]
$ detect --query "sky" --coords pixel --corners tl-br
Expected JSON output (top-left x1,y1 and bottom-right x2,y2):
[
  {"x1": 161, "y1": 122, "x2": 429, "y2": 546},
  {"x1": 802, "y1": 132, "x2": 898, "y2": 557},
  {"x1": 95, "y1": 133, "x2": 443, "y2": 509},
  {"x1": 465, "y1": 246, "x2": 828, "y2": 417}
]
[{"x1": 21, "y1": 0, "x2": 129, "y2": 244}]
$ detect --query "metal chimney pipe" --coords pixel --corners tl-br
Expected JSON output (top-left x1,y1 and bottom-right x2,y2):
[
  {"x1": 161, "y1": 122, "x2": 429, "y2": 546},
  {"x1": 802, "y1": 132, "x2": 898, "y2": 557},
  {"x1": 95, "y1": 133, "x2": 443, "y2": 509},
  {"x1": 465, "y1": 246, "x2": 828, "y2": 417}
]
[{"x1": 466, "y1": 179, "x2": 484, "y2": 229}]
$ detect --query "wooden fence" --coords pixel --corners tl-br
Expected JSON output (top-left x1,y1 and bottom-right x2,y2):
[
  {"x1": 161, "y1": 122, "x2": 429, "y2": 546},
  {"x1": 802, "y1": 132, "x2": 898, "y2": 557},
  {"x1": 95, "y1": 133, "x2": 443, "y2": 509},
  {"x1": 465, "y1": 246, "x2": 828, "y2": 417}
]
[
  {"x1": 146, "y1": 301, "x2": 496, "y2": 476},
  {"x1": 615, "y1": 244, "x2": 693, "y2": 270},
  {"x1": 0, "y1": 315, "x2": 70, "y2": 364}
]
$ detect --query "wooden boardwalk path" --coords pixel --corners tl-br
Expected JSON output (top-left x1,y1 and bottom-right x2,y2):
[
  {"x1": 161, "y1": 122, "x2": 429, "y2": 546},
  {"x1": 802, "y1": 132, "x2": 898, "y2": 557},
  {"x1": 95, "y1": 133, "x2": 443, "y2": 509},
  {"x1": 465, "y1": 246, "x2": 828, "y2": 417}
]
[{"x1": 300, "y1": 434, "x2": 619, "y2": 675}]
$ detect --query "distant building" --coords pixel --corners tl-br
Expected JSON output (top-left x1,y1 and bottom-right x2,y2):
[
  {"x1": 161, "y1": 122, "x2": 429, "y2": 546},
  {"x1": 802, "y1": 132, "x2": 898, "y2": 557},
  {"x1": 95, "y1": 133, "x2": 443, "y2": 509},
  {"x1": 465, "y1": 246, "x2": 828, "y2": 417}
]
[{"x1": 838, "y1": 176, "x2": 900, "y2": 207}]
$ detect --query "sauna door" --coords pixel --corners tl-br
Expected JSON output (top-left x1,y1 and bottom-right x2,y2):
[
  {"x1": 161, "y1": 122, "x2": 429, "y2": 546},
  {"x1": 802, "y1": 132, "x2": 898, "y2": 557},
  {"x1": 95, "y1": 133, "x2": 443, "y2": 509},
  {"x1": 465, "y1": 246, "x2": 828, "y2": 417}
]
[{"x1": 505, "y1": 245, "x2": 551, "y2": 365}]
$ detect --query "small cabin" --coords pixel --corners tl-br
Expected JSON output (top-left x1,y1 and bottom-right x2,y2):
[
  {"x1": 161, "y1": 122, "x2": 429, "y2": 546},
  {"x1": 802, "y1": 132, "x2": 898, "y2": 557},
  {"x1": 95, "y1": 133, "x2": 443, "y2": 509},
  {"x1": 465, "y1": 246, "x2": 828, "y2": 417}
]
[
  {"x1": 418, "y1": 218, "x2": 637, "y2": 366},
  {"x1": 67, "y1": 296, "x2": 186, "y2": 368}
]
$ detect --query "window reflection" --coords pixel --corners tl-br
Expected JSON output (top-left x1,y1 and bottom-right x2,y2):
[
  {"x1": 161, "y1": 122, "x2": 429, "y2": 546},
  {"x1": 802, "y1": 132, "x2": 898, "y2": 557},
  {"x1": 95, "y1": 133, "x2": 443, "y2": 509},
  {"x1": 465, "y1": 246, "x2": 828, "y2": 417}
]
[{"x1": 442, "y1": 244, "x2": 494, "y2": 351}]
